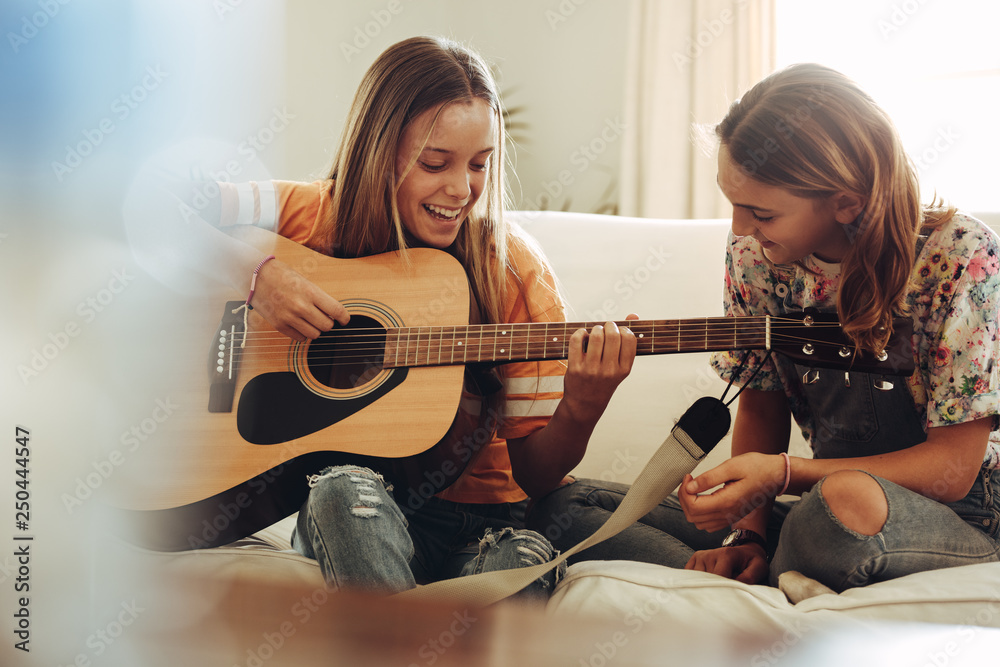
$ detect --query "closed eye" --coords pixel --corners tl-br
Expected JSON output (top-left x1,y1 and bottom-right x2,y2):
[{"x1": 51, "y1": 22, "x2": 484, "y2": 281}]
[{"x1": 751, "y1": 210, "x2": 774, "y2": 222}]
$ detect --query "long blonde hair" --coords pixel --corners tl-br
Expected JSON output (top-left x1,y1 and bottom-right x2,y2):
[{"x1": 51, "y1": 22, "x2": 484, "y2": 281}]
[
  {"x1": 716, "y1": 63, "x2": 953, "y2": 353},
  {"x1": 320, "y1": 36, "x2": 509, "y2": 326}
]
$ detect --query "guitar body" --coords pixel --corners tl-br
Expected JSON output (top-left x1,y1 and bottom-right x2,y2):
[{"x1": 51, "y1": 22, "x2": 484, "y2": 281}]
[{"x1": 115, "y1": 232, "x2": 494, "y2": 551}]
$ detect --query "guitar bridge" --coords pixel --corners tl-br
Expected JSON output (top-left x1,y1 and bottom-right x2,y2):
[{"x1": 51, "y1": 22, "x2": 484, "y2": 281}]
[{"x1": 208, "y1": 301, "x2": 247, "y2": 413}]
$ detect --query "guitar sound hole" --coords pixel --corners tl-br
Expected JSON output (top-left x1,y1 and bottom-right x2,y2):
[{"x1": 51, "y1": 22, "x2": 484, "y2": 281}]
[{"x1": 306, "y1": 316, "x2": 387, "y2": 390}]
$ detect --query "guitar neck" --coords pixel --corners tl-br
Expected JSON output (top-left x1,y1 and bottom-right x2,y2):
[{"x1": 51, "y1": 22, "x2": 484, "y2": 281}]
[{"x1": 382, "y1": 316, "x2": 768, "y2": 368}]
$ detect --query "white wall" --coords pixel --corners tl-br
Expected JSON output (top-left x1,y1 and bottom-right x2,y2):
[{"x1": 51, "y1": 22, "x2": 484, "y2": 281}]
[{"x1": 282, "y1": 0, "x2": 631, "y2": 214}]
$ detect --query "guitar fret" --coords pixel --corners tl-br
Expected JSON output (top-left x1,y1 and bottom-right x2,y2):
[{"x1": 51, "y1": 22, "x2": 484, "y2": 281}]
[
  {"x1": 397, "y1": 327, "x2": 405, "y2": 367},
  {"x1": 418, "y1": 326, "x2": 424, "y2": 366},
  {"x1": 437, "y1": 326, "x2": 443, "y2": 366},
  {"x1": 418, "y1": 326, "x2": 426, "y2": 366}
]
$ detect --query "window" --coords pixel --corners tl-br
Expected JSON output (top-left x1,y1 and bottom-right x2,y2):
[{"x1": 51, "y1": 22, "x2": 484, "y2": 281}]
[{"x1": 776, "y1": 0, "x2": 1000, "y2": 221}]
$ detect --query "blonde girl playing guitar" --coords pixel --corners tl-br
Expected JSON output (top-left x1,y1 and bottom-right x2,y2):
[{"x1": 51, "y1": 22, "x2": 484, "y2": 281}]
[{"x1": 160, "y1": 36, "x2": 636, "y2": 596}]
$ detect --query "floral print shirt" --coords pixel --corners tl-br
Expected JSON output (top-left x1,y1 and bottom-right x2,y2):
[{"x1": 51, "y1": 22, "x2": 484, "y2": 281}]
[{"x1": 710, "y1": 212, "x2": 1000, "y2": 469}]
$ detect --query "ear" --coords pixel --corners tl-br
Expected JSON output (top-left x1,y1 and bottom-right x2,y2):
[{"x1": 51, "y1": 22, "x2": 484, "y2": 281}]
[{"x1": 831, "y1": 192, "x2": 867, "y2": 225}]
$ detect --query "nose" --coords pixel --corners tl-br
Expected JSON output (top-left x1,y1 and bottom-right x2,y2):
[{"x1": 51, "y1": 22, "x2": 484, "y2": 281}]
[
  {"x1": 444, "y1": 168, "x2": 471, "y2": 201},
  {"x1": 730, "y1": 211, "x2": 756, "y2": 238}
]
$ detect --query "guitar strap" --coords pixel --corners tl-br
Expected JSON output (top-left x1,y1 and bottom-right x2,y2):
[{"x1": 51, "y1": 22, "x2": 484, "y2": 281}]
[{"x1": 395, "y1": 396, "x2": 731, "y2": 606}]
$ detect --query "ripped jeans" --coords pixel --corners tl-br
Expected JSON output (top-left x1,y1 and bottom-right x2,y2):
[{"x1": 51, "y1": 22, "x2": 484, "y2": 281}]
[{"x1": 290, "y1": 465, "x2": 564, "y2": 598}]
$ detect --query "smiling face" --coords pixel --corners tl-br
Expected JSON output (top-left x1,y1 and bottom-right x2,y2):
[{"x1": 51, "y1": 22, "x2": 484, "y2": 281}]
[
  {"x1": 717, "y1": 146, "x2": 861, "y2": 264},
  {"x1": 394, "y1": 99, "x2": 496, "y2": 249}
]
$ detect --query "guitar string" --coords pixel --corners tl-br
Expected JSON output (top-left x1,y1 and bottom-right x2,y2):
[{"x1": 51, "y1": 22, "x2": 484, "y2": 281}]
[
  {"x1": 211, "y1": 332, "x2": 882, "y2": 367},
  {"x1": 213, "y1": 324, "x2": 865, "y2": 360},
  {"x1": 215, "y1": 327, "x2": 846, "y2": 351},
  {"x1": 215, "y1": 322, "x2": 849, "y2": 342},
  {"x1": 212, "y1": 320, "x2": 849, "y2": 348},
  {"x1": 214, "y1": 317, "x2": 845, "y2": 336}
]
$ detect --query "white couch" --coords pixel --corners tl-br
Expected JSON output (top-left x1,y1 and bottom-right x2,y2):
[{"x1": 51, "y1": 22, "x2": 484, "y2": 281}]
[{"x1": 118, "y1": 211, "x2": 1000, "y2": 664}]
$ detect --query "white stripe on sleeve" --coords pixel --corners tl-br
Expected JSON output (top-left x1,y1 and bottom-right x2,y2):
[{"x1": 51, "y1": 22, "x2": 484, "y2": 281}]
[
  {"x1": 502, "y1": 398, "x2": 561, "y2": 418},
  {"x1": 504, "y1": 375, "x2": 564, "y2": 396},
  {"x1": 235, "y1": 182, "x2": 256, "y2": 226},
  {"x1": 256, "y1": 180, "x2": 278, "y2": 232}
]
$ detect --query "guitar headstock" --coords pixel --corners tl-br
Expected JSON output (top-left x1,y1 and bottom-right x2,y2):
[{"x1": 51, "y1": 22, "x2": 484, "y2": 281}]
[{"x1": 769, "y1": 310, "x2": 914, "y2": 377}]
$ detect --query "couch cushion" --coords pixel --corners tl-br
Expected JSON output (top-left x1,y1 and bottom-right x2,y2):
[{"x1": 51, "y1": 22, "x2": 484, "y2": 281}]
[{"x1": 548, "y1": 560, "x2": 1000, "y2": 632}]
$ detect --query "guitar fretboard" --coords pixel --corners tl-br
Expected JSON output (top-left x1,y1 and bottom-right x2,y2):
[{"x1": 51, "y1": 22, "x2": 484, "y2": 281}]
[{"x1": 381, "y1": 317, "x2": 769, "y2": 368}]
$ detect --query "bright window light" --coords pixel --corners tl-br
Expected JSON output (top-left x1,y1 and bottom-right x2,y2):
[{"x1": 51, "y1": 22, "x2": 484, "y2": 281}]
[{"x1": 775, "y1": 0, "x2": 1000, "y2": 214}]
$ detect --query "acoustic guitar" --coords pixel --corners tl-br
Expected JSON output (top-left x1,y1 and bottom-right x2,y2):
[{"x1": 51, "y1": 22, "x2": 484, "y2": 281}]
[{"x1": 113, "y1": 230, "x2": 915, "y2": 551}]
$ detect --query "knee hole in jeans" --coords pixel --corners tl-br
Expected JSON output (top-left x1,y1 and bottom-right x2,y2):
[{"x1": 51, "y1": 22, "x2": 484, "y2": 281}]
[
  {"x1": 308, "y1": 465, "x2": 388, "y2": 519},
  {"x1": 820, "y1": 470, "x2": 887, "y2": 536}
]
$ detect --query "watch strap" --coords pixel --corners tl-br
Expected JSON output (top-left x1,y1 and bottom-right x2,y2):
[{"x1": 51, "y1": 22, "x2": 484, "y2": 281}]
[{"x1": 722, "y1": 528, "x2": 767, "y2": 551}]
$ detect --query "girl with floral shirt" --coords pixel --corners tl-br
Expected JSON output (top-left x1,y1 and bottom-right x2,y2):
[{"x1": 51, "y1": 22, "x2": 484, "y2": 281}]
[{"x1": 528, "y1": 63, "x2": 999, "y2": 592}]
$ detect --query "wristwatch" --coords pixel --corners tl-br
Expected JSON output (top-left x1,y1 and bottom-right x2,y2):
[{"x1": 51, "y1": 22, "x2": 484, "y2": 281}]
[{"x1": 721, "y1": 528, "x2": 767, "y2": 551}]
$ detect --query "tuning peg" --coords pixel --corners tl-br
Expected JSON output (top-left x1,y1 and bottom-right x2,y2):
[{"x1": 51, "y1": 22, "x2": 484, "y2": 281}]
[
  {"x1": 802, "y1": 369, "x2": 821, "y2": 385},
  {"x1": 874, "y1": 379, "x2": 894, "y2": 391}
]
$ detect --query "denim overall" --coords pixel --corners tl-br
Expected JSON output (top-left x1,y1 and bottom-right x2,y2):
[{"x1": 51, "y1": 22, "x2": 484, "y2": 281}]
[
  {"x1": 525, "y1": 318, "x2": 1000, "y2": 591},
  {"x1": 764, "y1": 339, "x2": 1000, "y2": 589}
]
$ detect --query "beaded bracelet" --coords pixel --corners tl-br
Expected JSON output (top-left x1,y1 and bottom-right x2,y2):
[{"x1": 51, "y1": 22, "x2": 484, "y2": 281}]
[
  {"x1": 245, "y1": 254, "x2": 276, "y2": 309},
  {"x1": 231, "y1": 254, "x2": 275, "y2": 348}
]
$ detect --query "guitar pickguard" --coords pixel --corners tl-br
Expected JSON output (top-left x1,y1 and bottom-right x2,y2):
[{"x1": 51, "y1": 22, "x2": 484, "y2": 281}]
[{"x1": 236, "y1": 368, "x2": 408, "y2": 445}]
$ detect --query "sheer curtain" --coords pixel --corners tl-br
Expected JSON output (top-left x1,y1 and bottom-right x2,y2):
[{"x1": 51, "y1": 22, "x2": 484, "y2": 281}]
[{"x1": 619, "y1": 0, "x2": 775, "y2": 219}]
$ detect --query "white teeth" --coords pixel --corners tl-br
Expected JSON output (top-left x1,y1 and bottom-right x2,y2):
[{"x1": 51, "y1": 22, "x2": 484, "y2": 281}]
[{"x1": 425, "y1": 204, "x2": 461, "y2": 220}]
